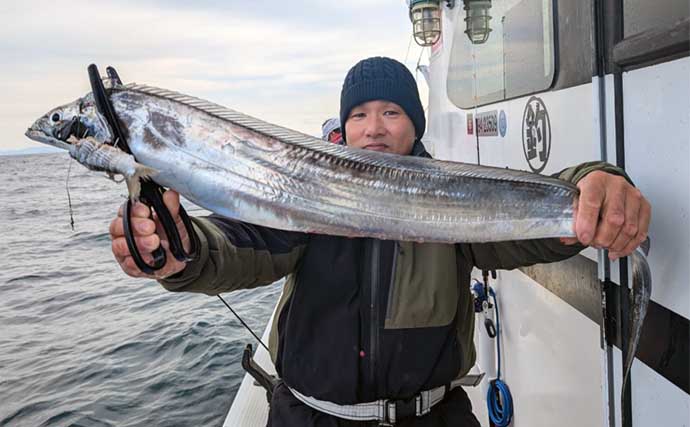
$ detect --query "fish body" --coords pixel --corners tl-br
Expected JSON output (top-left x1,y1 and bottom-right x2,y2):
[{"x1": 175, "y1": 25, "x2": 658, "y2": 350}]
[{"x1": 28, "y1": 83, "x2": 579, "y2": 243}]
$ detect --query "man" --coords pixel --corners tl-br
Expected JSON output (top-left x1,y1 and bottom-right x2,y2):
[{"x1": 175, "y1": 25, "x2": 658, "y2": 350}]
[
  {"x1": 322, "y1": 117, "x2": 344, "y2": 144},
  {"x1": 110, "y1": 57, "x2": 650, "y2": 426}
]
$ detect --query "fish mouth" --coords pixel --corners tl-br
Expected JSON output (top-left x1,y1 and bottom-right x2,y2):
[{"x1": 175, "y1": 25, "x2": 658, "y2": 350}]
[{"x1": 25, "y1": 129, "x2": 73, "y2": 151}]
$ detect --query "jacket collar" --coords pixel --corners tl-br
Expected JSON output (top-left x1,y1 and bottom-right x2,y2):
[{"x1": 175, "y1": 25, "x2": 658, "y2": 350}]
[{"x1": 411, "y1": 139, "x2": 431, "y2": 159}]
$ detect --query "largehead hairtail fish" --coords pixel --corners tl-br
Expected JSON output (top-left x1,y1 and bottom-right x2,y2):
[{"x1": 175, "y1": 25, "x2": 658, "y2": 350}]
[
  {"x1": 25, "y1": 82, "x2": 579, "y2": 243},
  {"x1": 25, "y1": 79, "x2": 652, "y2": 411}
]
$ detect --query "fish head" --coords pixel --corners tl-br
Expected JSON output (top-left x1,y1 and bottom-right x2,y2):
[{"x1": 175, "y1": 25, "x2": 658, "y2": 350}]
[{"x1": 25, "y1": 94, "x2": 112, "y2": 150}]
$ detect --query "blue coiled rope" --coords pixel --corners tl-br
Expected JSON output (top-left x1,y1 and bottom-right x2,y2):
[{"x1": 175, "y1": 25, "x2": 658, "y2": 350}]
[{"x1": 486, "y1": 287, "x2": 513, "y2": 427}]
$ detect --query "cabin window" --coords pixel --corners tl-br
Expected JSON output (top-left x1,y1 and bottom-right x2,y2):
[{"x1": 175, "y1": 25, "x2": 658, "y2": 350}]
[
  {"x1": 447, "y1": 0, "x2": 555, "y2": 108},
  {"x1": 623, "y1": 0, "x2": 689, "y2": 38}
]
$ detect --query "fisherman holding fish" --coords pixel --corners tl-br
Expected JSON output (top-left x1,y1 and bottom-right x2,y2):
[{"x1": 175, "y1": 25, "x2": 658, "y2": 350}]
[{"x1": 102, "y1": 56, "x2": 650, "y2": 426}]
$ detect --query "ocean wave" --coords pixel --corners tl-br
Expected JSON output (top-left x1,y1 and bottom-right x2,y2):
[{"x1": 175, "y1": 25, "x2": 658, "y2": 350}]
[{"x1": 0, "y1": 155, "x2": 279, "y2": 426}]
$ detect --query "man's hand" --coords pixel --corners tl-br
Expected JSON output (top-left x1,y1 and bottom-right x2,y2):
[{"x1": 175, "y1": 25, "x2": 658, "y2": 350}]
[
  {"x1": 110, "y1": 190, "x2": 190, "y2": 279},
  {"x1": 561, "y1": 171, "x2": 651, "y2": 260}
]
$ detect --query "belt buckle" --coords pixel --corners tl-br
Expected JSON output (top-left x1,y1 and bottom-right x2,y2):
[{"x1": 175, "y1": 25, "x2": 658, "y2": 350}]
[
  {"x1": 380, "y1": 400, "x2": 394, "y2": 426},
  {"x1": 382, "y1": 396, "x2": 419, "y2": 426}
]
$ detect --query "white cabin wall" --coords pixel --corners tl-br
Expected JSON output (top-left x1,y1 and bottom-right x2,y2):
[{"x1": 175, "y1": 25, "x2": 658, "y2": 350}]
[
  {"x1": 619, "y1": 55, "x2": 690, "y2": 427},
  {"x1": 423, "y1": 4, "x2": 608, "y2": 427},
  {"x1": 630, "y1": 359, "x2": 690, "y2": 427},
  {"x1": 493, "y1": 269, "x2": 604, "y2": 427},
  {"x1": 621, "y1": 57, "x2": 690, "y2": 321},
  {"x1": 425, "y1": 2, "x2": 478, "y2": 164},
  {"x1": 462, "y1": 84, "x2": 600, "y2": 173}
]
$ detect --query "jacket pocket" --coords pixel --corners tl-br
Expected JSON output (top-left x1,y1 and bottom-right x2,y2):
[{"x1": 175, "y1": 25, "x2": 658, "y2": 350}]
[{"x1": 384, "y1": 242, "x2": 459, "y2": 329}]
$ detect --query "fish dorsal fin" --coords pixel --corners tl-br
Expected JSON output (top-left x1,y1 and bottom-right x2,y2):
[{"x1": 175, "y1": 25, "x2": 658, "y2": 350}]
[
  {"x1": 122, "y1": 83, "x2": 323, "y2": 145},
  {"x1": 118, "y1": 83, "x2": 575, "y2": 192}
]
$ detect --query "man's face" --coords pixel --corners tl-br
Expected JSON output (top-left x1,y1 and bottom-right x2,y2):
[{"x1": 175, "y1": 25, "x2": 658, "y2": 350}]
[{"x1": 344, "y1": 100, "x2": 416, "y2": 155}]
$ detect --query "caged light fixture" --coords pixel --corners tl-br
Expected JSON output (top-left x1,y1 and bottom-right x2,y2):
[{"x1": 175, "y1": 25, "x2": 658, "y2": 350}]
[
  {"x1": 409, "y1": 0, "x2": 449, "y2": 47},
  {"x1": 463, "y1": 0, "x2": 492, "y2": 44}
]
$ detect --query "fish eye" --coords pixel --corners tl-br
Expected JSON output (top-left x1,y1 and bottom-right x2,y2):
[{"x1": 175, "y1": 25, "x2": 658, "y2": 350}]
[{"x1": 50, "y1": 112, "x2": 62, "y2": 123}]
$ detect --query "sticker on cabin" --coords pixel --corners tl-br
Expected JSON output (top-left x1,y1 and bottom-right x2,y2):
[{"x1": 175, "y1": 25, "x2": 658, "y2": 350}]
[
  {"x1": 467, "y1": 113, "x2": 474, "y2": 135},
  {"x1": 499, "y1": 110, "x2": 507, "y2": 137},
  {"x1": 476, "y1": 111, "x2": 498, "y2": 136},
  {"x1": 522, "y1": 97, "x2": 551, "y2": 173}
]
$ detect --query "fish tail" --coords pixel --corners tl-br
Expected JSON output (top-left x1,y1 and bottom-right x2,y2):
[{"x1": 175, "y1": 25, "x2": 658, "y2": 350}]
[{"x1": 621, "y1": 245, "x2": 652, "y2": 423}]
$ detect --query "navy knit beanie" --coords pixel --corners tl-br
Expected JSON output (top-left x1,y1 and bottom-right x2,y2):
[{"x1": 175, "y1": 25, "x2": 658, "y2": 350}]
[{"x1": 339, "y1": 56, "x2": 426, "y2": 143}]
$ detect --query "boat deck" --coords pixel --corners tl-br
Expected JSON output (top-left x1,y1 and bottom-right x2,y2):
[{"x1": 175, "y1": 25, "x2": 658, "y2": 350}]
[{"x1": 223, "y1": 312, "x2": 276, "y2": 427}]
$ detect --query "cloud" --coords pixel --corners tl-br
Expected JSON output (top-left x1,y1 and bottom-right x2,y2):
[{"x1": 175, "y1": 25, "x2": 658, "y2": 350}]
[{"x1": 1, "y1": 1, "x2": 425, "y2": 150}]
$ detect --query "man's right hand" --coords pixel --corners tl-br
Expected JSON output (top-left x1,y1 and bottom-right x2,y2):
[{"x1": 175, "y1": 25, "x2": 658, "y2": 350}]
[{"x1": 110, "y1": 190, "x2": 190, "y2": 279}]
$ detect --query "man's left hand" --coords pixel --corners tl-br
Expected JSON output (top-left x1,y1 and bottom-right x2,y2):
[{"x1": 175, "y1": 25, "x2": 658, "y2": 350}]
[{"x1": 561, "y1": 171, "x2": 651, "y2": 260}]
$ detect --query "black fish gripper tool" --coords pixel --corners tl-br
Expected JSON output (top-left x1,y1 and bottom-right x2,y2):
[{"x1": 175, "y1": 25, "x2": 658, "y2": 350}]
[{"x1": 87, "y1": 64, "x2": 200, "y2": 274}]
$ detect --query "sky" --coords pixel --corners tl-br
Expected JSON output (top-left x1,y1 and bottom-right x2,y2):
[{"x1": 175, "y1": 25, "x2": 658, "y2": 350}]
[{"x1": 0, "y1": 0, "x2": 428, "y2": 152}]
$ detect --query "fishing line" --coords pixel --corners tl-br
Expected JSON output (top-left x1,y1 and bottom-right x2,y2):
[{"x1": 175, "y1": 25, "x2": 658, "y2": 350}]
[
  {"x1": 414, "y1": 45, "x2": 425, "y2": 83},
  {"x1": 404, "y1": 33, "x2": 414, "y2": 64},
  {"x1": 63, "y1": 108, "x2": 90, "y2": 231},
  {"x1": 217, "y1": 294, "x2": 270, "y2": 353},
  {"x1": 66, "y1": 159, "x2": 75, "y2": 231},
  {"x1": 416, "y1": 44, "x2": 425, "y2": 70}
]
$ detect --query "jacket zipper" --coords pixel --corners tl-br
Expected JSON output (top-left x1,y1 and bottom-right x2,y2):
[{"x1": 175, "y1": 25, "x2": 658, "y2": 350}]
[
  {"x1": 370, "y1": 239, "x2": 380, "y2": 395},
  {"x1": 385, "y1": 242, "x2": 400, "y2": 322}
]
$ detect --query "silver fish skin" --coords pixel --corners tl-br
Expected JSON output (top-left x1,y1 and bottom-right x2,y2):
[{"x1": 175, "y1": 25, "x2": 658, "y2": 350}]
[
  {"x1": 26, "y1": 82, "x2": 652, "y2": 411},
  {"x1": 28, "y1": 83, "x2": 579, "y2": 244},
  {"x1": 621, "y1": 245, "x2": 652, "y2": 427}
]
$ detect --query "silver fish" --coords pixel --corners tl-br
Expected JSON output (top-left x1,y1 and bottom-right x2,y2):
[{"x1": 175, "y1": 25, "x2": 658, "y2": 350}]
[
  {"x1": 26, "y1": 82, "x2": 579, "y2": 242},
  {"x1": 25, "y1": 79, "x2": 651, "y2": 410}
]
